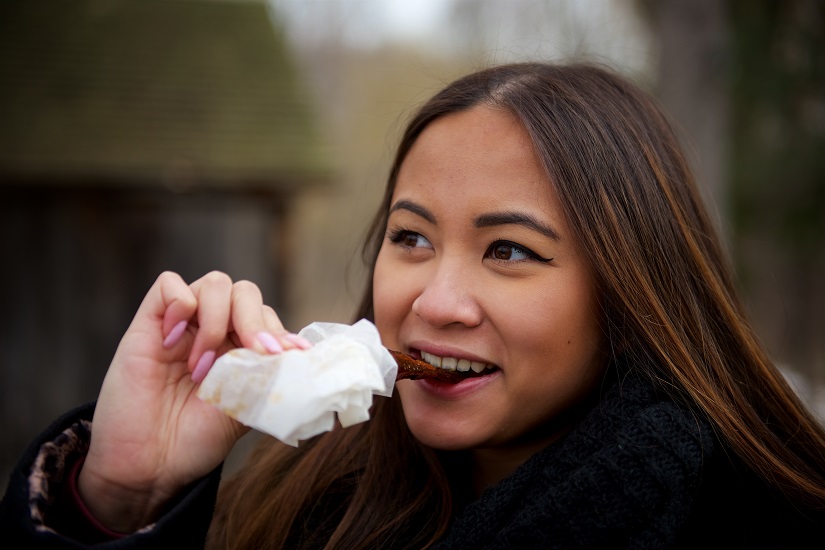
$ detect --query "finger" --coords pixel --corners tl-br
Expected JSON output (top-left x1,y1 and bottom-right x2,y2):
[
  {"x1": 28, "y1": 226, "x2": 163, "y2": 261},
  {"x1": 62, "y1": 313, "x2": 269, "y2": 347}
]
[
  {"x1": 230, "y1": 284, "x2": 309, "y2": 354},
  {"x1": 282, "y1": 332, "x2": 312, "y2": 351},
  {"x1": 228, "y1": 280, "x2": 277, "y2": 354},
  {"x1": 130, "y1": 272, "x2": 197, "y2": 350},
  {"x1": 260, "y1": 306, "x2": 311, "y2": 351},
  {"x1": 188, "y1": 271, "x2": 234, "y2": 382},
  {"x1": 262, "y1": 306, "x2": 285, "y2": 335},
  {"x1": 253, "y1": 306, "x2": 285, "y2": 353}
]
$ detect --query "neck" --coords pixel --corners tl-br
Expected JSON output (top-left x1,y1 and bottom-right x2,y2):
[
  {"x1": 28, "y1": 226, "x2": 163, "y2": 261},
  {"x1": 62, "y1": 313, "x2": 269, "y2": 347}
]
[
  {"x1": 469, "y1": 437, "x2": 555, "y2": 496},
  {"x1": 468, "y1": 389, "x2": 607, "y2": 496}
]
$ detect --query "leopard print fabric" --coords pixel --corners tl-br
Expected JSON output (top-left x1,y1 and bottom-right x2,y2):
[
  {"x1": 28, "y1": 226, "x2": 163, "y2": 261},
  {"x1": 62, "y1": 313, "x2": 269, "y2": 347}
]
[
  {"x1": 28, "y1": 419, "x2": 91, "y2": 533},
  {"x1": 27, "y1": 419, "x2": 157, "y2": 537}
]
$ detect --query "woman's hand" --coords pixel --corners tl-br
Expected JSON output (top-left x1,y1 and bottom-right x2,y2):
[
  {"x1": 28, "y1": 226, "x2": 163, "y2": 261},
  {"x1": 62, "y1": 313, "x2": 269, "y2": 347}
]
[{"x1": 77, "y1": 271, "x2": 307, "y2": 532}]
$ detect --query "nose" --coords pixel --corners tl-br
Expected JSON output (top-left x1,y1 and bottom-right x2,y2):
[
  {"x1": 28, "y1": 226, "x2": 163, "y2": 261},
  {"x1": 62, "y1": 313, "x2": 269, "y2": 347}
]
[{"x1": 411, "y1": 258, "x2": 483, "y2": 328}]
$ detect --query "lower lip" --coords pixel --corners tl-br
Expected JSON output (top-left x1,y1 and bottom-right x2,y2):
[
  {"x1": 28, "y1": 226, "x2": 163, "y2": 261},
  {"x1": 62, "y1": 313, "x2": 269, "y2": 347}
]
[{"x1": 416, "y1": 369, "x2": 501, "y2": 398}]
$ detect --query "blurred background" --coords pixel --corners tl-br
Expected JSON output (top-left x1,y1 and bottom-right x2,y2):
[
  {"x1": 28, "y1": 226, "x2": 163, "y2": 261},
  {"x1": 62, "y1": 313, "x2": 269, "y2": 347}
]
[{"x1": 1, "y1": 0, "x2": 823, "y2": 481}]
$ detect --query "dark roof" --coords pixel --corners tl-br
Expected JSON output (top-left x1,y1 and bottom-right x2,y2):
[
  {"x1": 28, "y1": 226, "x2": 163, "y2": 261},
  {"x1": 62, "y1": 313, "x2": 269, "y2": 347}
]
[{"x1": 0, "y1": 0, "x2": 329, "y2": 188}]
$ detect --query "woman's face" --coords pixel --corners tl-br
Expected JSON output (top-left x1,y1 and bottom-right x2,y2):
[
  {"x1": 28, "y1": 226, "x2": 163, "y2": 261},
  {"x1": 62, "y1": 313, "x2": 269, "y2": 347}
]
[{"x1": 373, "y1": 105, "x2": 608, "y2": 456}]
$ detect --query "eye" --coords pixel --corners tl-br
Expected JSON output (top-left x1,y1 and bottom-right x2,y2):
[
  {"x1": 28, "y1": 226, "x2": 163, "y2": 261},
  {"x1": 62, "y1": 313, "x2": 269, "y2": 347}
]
[
  {"x1": 388, "y1": 229, "x2": 432, "y2": 250},
  {"x1": 485, "y1": 240, "x2": 552, "y2": 263}
]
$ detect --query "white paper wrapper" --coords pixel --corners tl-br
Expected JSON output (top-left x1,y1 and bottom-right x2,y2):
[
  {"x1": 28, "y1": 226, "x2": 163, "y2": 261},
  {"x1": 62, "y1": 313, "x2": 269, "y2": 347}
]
[{"x1": 196, "y1": 319, "x2": 397, "y2": 446}]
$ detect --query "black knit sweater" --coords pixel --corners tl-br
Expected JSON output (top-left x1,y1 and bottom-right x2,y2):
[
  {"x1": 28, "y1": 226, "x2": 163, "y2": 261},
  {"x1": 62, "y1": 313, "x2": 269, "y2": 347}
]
[
  {"x1": 1, "y1": 372, "x2": 822, "y2": 549},
  {"x1": 433, "y1": 372, "x2": 823, "y2": 549}
]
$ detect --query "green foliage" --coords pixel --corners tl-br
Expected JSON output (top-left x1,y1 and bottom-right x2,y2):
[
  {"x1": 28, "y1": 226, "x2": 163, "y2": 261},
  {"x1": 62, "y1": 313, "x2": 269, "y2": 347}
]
[{"x1": 729, "y1": 0, "x2": 825, "y2": 255}]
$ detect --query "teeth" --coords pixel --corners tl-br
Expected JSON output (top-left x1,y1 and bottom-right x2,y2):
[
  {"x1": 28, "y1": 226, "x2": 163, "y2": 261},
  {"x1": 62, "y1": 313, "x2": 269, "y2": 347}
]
[
  {"x1": 422, "y1": 352, "x2": 442, "y2": 367},
  {"x1": 441, "y1": 357, "x2": 457, "y2": 371},
  {"x1": 421, "y1": 351, "x2": 493, "y2": 373}
]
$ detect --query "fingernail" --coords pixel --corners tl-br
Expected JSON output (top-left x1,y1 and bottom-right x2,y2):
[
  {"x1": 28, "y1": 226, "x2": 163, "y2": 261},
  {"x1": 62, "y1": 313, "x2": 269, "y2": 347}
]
[
  {"x1": 256, "y1": 331, "x2": 283, "y2": 353},
  {"x1": 163, "y1": 320, "x2": 188, "y2": 349},
  {"x1": 284, "y1": 333, "x2": 312, "y2": 350},
  {"x1": 191, "y1": 350, "x2": 216, "y2": 384}
]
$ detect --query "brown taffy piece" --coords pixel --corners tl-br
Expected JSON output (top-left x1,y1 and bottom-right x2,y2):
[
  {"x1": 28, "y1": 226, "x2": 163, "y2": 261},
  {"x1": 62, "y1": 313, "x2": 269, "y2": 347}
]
[{"x1": 390, "y1": 350, "x2": 463, "y2": 384}]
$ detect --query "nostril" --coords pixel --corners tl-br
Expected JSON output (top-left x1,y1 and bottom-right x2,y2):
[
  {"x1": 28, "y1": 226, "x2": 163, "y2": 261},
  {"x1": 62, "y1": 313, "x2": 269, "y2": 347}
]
[{"x1": 411, "y1": 283, "x2": 483, "y2": 329}]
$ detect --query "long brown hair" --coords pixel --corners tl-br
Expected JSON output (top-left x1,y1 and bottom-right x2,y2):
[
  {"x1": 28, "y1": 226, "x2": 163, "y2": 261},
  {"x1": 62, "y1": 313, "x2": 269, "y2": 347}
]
[{"x1": 208, "y1": 62, "x2": 825, "y2": 548}]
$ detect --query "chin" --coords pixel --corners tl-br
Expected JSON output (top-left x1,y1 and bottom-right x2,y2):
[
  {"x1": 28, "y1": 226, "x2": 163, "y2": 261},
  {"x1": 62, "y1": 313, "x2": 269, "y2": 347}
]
[{"x1": 403, "y1": 415, "x2": 486, "y2": 451}]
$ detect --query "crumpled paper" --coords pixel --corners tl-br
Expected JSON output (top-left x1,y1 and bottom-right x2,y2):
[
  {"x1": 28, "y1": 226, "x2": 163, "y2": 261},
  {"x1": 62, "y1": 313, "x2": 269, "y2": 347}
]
[{"x1": 196, "y1": 319, "x2": 397, "y2": 446}]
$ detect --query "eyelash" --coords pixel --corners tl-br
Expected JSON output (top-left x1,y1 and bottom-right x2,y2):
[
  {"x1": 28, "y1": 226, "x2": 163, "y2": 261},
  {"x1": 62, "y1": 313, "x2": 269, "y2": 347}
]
[
  {"x1": 387, "y1": 228, "x2": 553, "y2": 264},
  {"x1": 489, "y1": 239, "x2": 553, "y2": 264},
  {"x1": 388, "y1": 228, "x2": 427, "y2": 248}
]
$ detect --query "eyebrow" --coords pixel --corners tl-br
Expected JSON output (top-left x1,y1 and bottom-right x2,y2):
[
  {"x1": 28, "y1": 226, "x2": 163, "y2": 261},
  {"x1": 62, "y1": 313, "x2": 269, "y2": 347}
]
[
  {"x1": 475, "y1": 212, "x2": 561, "y2": 241},
  {"x1": 389, "y1": 199, "x2": 436, "y2": 224},
  {"x1": 390, "y1": 199, "x2": 560, "y2": 241}
]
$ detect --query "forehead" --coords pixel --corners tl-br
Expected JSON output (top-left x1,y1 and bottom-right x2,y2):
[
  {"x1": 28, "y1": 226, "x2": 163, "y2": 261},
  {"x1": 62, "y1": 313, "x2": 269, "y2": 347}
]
[{"x1": 394, "y1": 105, "x2": 560, "y2": 215}]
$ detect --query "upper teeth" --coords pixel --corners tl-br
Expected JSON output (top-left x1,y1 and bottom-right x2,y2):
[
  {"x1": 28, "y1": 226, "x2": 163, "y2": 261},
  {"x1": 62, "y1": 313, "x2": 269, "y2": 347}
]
[{"x1": 421, "y1": 351, "x2": 494, "y2": 373}]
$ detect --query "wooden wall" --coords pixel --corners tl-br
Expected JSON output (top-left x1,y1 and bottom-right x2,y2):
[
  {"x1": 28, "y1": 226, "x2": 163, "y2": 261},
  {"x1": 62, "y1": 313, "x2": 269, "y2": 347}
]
[{"x1": 0, "y1": 184, "x2": 290, "y2": 481}]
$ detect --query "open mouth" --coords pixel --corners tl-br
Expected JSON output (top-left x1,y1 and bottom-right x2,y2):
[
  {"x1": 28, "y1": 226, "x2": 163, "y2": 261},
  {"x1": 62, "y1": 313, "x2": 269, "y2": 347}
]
[
  {"x1": 391, "y1": 350, "x2": 499, "y2": 383},
  {"x1": 420, "y1": 351, "x2": 497, "y2": 375}
]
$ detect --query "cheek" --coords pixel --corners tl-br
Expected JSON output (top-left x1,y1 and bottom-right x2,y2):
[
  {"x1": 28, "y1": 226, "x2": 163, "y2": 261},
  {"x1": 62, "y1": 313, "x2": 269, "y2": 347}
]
[
  {"x1": 372, "y1": 250, "x2": 412, "y2": 345},
  {"x1": 501, "y1": 279, "x2": 605, "y2": 370}
]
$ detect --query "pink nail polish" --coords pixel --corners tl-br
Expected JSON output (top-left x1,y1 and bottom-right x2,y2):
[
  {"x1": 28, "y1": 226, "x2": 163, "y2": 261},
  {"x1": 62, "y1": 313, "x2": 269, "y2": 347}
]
[
  {"x1": 163, "y1": 320, "x2": 188, "y2": 349},
  {"x1": 284, "y1": 333, "x2": 312, "y2": 350},
  {"x1": 257, "y1": 331, "x2": 283, "y2": 353},
  {"x1": 191, "y1": 350, "x2": 216, "y2": 384}
]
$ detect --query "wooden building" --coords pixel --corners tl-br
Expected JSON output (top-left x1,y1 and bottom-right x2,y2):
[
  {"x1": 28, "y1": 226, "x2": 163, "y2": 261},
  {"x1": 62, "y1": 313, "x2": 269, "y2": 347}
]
[{"x1": 0, "y1": 0, "x2": 330, "y2": 479}]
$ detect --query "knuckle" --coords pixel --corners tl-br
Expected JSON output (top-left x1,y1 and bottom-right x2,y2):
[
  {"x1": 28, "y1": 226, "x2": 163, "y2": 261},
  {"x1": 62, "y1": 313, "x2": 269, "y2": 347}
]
[
  {"x1": 202, "y1": 270, "x2": 233, "y2": 288},
  {"x1": 233, "y1": 279, "x2": 261, "y2": 296},
  {"x1": 157, "y1": 270, "x2": 182, "y2": 284}
]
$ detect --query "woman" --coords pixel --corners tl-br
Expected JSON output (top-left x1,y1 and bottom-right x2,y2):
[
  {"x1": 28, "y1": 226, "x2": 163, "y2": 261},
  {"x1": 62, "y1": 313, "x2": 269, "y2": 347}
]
[{"x1": 2, "y1": 62, "x2": 824, "y2": 548}]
